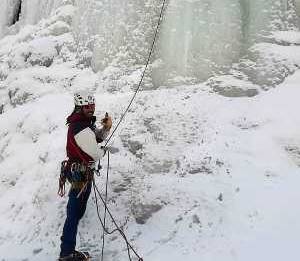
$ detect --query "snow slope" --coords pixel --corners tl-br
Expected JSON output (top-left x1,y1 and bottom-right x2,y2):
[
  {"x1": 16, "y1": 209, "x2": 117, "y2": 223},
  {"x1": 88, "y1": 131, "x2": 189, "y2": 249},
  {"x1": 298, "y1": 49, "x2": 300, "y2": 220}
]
[{"x1": 0, "y1": 2, "x2": 300, "y2": 261}]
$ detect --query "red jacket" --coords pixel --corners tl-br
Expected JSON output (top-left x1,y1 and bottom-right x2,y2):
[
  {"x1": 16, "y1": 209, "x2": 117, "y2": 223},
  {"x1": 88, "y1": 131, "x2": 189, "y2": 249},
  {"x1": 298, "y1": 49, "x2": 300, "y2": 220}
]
[{"x1": 66, "y1": 113, "x2": 108, "y2": 165}]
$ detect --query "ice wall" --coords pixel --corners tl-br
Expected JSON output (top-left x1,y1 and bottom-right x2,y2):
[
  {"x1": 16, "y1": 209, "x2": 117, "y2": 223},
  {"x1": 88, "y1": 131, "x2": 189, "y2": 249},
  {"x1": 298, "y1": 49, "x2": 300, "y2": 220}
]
[
  {"x1": 21, "y1": 0, "x2": 60, "y2": 24},
  {"x1": 72, "y1": 0, "x2": 161, "y2": 71},
  {"x1": 72, "y1": 0, "x2": 299, "y2": 87},
  {"x1": 0, "y1": 0, "x2": 71, "y2": 38},
  {"x1": 295, "y1": 0, "x2": 300, "y2": 15},
  {"x1": 0, "y1": 0, "x2": 299, "y2": 87},
  {"x1": 0, "y1": 0, "x2": 21, "y2": 37},
  {"x1": 153, "y1": 0, "x2": 243, "y2": 83},
  {"x1": 154, "y1": 0, "x2": 299, "y2": 85}
]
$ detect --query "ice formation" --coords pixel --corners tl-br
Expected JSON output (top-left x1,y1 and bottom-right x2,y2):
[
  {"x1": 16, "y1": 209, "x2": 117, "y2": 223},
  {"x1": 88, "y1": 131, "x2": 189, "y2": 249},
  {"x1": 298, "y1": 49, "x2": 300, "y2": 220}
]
[{"x1": 0, "y1": 0, "x2": 299, "y2": 87}]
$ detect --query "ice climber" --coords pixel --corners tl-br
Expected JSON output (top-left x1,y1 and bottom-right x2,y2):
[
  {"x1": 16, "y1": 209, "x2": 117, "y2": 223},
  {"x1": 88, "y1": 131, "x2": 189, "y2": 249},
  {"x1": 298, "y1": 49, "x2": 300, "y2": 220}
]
[{"x1": 58, "y1": 91, "x2": 112, "y2": 261}]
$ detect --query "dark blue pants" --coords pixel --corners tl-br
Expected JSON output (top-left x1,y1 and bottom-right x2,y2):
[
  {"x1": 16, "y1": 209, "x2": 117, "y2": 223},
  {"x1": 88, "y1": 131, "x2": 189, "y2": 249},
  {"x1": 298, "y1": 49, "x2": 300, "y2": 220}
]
[{"x1": 60, "y1": 182, "x2": 92, "y2": 257}]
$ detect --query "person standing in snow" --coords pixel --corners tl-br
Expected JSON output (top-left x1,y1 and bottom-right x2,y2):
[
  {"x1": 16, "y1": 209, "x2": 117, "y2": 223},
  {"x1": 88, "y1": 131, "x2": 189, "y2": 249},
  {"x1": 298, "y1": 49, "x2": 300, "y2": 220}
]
[{"x1": 58, "y1": 91, "x2": 112, "y2": 261}]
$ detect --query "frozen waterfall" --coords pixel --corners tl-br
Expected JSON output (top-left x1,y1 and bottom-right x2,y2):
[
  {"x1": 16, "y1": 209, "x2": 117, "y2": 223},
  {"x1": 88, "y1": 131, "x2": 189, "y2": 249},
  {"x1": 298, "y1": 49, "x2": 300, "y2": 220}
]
[
  {"x1": 0, "y1": 0, "x2": 299, "y2": 89},
  {"x1": 155, "y1": 0, "x2": 298, "y2": 82},
  {"x1": 0, "y1": 0, "x2": 74, "y2": 37},
  {"x1": 72, "y1": 0, "x2": 300, "y2": 88}
]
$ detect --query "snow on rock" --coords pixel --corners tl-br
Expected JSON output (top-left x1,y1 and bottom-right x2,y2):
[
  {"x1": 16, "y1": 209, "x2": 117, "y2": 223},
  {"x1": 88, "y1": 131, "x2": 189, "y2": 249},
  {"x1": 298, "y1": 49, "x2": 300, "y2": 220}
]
[
  {"x1": 269, "y1": 30, "x2": 300, "y2": 44},
  {"x1": 207, "y1": 75, "x2": 260, "y2": 97},
  {"x1": 10, "y1": 36, "x2": 58, "y2": 68},
  {"x1": 2, "y1": 74, "x2": 300, "y2": 260},
  {"x1": 210, "y1": 31, "x2": 300, "y2": 93},
  {"x1": 236, "y1": 42, "x2": 300, "y2": 88}
]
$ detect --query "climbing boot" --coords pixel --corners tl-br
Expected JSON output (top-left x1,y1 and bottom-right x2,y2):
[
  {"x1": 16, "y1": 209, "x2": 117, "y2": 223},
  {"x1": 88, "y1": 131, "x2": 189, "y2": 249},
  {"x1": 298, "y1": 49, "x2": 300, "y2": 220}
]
[{"x1": 59, "y1": 250, "x2": 90, "y2": 261}]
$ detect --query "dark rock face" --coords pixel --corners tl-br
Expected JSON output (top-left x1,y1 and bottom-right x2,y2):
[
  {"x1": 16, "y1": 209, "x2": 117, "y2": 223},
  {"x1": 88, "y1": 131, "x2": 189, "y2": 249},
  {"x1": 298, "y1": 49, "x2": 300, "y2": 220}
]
[{"x1": 10, "y1": 0, "x2": 22, "y2": 26}]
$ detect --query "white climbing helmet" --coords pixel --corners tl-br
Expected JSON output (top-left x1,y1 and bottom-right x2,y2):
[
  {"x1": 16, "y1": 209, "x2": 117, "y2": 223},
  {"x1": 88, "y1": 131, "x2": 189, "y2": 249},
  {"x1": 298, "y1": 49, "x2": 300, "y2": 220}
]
[{"x1": 74, "y1": 91, "x2": 95, "y2": 106}]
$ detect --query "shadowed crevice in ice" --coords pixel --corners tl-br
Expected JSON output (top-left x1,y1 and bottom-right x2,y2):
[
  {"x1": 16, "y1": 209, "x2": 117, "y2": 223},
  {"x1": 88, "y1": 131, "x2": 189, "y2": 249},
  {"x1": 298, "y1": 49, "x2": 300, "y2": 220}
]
[{"x1": 10, "y1": 0, "x2": 22, "y2": 26}]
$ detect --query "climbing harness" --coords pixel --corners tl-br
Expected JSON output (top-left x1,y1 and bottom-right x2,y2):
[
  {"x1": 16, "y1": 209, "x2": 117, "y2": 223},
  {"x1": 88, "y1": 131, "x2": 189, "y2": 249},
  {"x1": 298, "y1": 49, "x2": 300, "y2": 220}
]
[
  {"x1": 58, "y1": 160, "x2": 68, "y2": 197},
  {"x1": 57, "y1": 160, "x2": 94, "y2": 198}
]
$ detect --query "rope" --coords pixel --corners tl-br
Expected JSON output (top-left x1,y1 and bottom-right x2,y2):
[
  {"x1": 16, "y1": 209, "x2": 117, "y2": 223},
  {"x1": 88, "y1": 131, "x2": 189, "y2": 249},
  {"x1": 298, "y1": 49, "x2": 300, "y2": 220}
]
[
  {"x1": 92, "y1": 178, "x2": 143, "y2": 261},
  {"x1": 92, "y1": 153, "x2": 142, "y2": 260},
  {"x1": 104, "y1": 0, "x2": 167, "y2": 148},
  {"x1": 94, "y1": 1, "x2": 168, "y2": 259},
  {"x1": 57, "y1": 176, "x2": 66, "y2": 197},
  {"x1": 101, "y1": 151, "x2": 109, "y2": 261}
]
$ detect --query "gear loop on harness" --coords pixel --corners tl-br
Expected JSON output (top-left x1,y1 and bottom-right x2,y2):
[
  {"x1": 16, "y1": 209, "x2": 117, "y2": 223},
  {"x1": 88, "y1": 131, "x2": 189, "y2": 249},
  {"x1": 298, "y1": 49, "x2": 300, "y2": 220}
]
[
  {"x1": 57, "y1": 159, "x2": 95, "y2": 197},
  {"x1": 58, "y1": 160, "x2": 68, "y2": 197}
]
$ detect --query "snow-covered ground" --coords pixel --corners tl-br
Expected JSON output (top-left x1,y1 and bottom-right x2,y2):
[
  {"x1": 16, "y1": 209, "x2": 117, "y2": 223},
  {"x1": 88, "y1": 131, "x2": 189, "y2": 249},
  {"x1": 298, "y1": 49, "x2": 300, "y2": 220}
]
[{"x1": 1, "y1": 2, "x2": 300, "y2": 261}]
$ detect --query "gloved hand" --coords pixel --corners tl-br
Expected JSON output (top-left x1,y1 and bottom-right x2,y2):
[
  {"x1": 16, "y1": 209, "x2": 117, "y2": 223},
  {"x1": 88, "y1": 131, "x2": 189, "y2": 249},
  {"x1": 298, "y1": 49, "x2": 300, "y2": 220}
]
[{"x1": 101, "y1": 112, "x2": 112, "y2": 130}]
